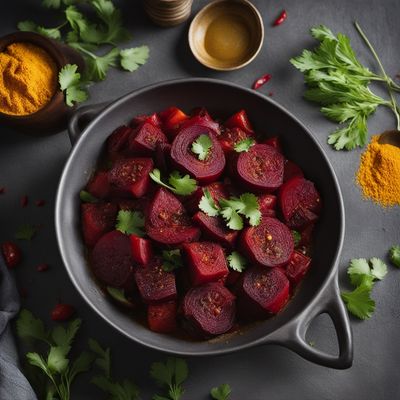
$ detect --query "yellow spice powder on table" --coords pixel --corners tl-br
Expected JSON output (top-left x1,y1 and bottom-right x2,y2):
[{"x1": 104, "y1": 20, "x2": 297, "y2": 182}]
[
  {"x1": 357, "y1": 134, "x2": 400, "y2": 207},
  {"x1": 0, "y1": 42, "x2": 57, "y2": 116}
]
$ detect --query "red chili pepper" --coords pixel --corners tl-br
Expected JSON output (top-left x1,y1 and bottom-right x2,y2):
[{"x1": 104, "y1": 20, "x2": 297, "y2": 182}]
[
  {"x1": 21, "y1": 195, "x2": 28, "y2": 207},
  {"x1": 273, "y1": 10, "x2": 287, "y2": 26},
  {"x1": 36, "y1": 263, "x2": 49, "y2": 272},
  {"x1": 35, "y1": 199, "x2": 46, "y2": 207},
  {"x1": 1, "y1": 241, "x2": 22, "y2": 269},
  {"x1": 252, "y1": 74, "x2": 272, "y2": 90},
  {"x1": 51, "y1": 303, "x2": 75, "y2": 321},
  {"x1": 0, "y1": 187, "x2": 5, "y2": 194}
]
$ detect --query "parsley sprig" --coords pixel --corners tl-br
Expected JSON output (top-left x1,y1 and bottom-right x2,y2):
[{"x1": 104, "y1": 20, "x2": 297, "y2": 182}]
[
  {"x1": 149, "y1": 169, "x2": 197, "y2": 196},
  {"x1": 291, "y1": 23, "x2": 400, "y2": 150}
]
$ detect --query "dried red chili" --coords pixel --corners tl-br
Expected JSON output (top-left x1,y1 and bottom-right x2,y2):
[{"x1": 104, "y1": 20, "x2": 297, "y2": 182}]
[
  {"x1": 36, "y1": 263, "x2": 49, "y2": 272},
  {"x1": 1, "y1": 241, "x2": 22, "y2": 268},
  {"x1": 252, "y1": 74, "x2": 272, "y2": 90},
  {"x1": 35, "y1": 199, "x2": 46, "y2": 207},
  {"x1": 21, "y1": 195, "x2": 28, "y2": 207},
  {"x1": 273, "y1": 10, "x2": 287, "y2": 26}
]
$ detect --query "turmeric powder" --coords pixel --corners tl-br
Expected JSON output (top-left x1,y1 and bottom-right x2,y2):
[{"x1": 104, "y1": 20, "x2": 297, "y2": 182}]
[
  {"x1": 0, "y1": 42, "x2": 57, "y2": 116},
  {"x1": 357, "y1": 134, "x2": 400, "y2": 206}
]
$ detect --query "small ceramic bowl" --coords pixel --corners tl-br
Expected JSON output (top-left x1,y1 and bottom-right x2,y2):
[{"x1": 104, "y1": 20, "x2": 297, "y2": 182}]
[
  {"x1": 0, "y1": 31, "x2": 84, "y2": 135},
  {"x1": 188, "y1": 0, "x2": 264, "y2": 71}
]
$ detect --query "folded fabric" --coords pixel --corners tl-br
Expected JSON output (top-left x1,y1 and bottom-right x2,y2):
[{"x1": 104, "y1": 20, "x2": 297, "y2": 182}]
[{"x1": 0, "y1": 254, "x2": 37, "y2": 400}]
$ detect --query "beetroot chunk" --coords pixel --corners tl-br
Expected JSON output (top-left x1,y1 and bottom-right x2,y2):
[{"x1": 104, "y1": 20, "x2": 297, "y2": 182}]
[
  {"x1": 224, "y1": 110, "x2": 254, "y2": 135},
  {"x1": 279, "y1": 177, "x2": 321, "y2": 229},
  {"x1": 159, "y1": 107, "x2": 189, "y2": 138},
  {"x1": 181, "y1": 109, "x2": 220, "y2": 136},
  {"x1": 258, "y1": 194, "x2": 277, "y2": 215},
  {"x1": 91, "y1": 230, "x2": 134, "y2": 288},
  {"x1": 107, "y1": 125, "x2": 132, "y2": 160},
  {"x1": 135, "y1": 257, "x2": 177, "y2": 304},
  {"x1": 283, "y1": 160, "x2": 304, "y2": 182},
  {"x1": 238, "y1": 266, "x2": 289, "y2": 319},
  {"x1": 218, "y1": 127, "x2": 250, "y2": 153},
  {"x1": 146, "y1": 188, "x2": 200, "y2": 245},
  {"x1": 130, "y1": 235, "x2": 153, "y2": 265},
  {"x1": 236, "y1": 144, "x2": 284, "y2": 193},
  {"x1": 130, "y1": 112, "x2": 161, "y2": 128},
  {"x1": 108, "y1": 158, "x2": 153, "y2": 198},
  {"x1": 193, "y1": 212, "x2": 239, "y2": 248},
  {"x1": 171, "y1": 125, "x2": 225, "y2": 184},
  {"x1": 285, "y1": 251, "x2": 311, "y2": 284},
  {"x1": 183, "y1": 242, "x2": 229, "y2": 286},
  {"x1": 262, "y1": 137, "x2": 282, "y2": 153},
  {"x1": 183, "y1": 283, "x2": 236, "y2": 336},
  {"x1": 128, "y1": 122, "x2": 168, "y2": 156},
  {"x1": 241, "y1": 217, "x2": 294, "y2": 267},
  {"x1": 81, "y1": 202, "x2": 117, "y2": 247},
  {"x1": 86, "y1": 171, "x2": 110, "y2": 199},
  {"x1": 147, "y1": 301, "x2": 177, "y2": 333}
]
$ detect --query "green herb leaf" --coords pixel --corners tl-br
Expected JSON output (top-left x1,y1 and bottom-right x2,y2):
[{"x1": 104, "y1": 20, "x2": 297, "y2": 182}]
[
  {"x1": 27, "y1": 353, "x2": 51, "y2": 375},
  {"x1": 235, "y1": 193, "x2": 261, "y2": 226},
  {"x1": 18, "y1": 20, "x2": 62, "y2": 40},
  {"x1": 292, "y1": 230, "x2": 301, "y2": 247},
  {"x1": 120, "y1": 46, "x2": 150, "y2": 72},
  {"x1": 341, "y1": 283, "x2": 375, "y2": 319},
  {"x1": 211, "y1": 384, "x2": 232, "y2": 400},
  {"x1": 191, "y1": 134, "x2": 212, "y2": 161},
  {"x1": 162, "y1": 249, "x2": 183, "y2": 272},
  {"x1": 389, "y1": 245, "x2": 400, "y2": 268},
  {"x1": 79, "y1": 190, "x2": 98, "y2": 203},
  {"x1": 47, "y1": 346, "x2": 69, "y2": 373},
  {"x1": 227, "y1": 251, "x2": 247, "y2": 272},
  {"x1": 115, "y1": 210, "x2": 145, "y2": 236},
  {"x1": 16, "y1": 309, "x2": 48, "y2": 343},
  {"x1": 66, "y1": 85, "x2": 89, "y2": 106},
  {"x1": 89, "y1": 339, "x2": 111, "y2": 379},
  {"x1": 92, "y1": 376, "x2": 140, "y2": 400},
  {"x1": 220, "y1": 206, "x2": 243, "y2": 230},
  {"x1": 68, "y1": 351, "x2": 94, "y2": 382},
  {"x1": 42, "y1": 0, "x2": 61, "y2": 8},
  {"x1": 149, "y1": 169, "x2": 197, "y2": 196},
  {"x1": 59, "y1": 64, "x2": 88, "y2": 106},
  {"x1": 199, "y1": 189, "x2": 220, "y2": 217},
  {"x1": 85, "y1": 47, "x2": 120, "y2": 81},
  {"x1": 106, "y1": 287, "x2": 133, "y2": 306},
  {"x1": 347, "y1": 258, "x2": 371, "y2": 287},
  {"x1": 51, "y1": 319, "x2": 81, "y2": 350},
  {"x1": 15, "y1": 224, "x2": 36, "y2": 241},
  {"x1": 234, "y1": 138, "x2": 255, "y2": 152},
  {"x1": 370, "y1": 257, "x2": 387, "y2": 280},
  {"x1": 18, "y1": 21, "x2": 38, "y2": 32}
]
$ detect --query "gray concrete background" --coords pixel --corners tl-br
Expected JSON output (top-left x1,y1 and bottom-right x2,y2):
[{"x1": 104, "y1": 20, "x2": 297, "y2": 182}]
[{"x1": 1, "y1": 0, "x2": 400, "y2": 398}]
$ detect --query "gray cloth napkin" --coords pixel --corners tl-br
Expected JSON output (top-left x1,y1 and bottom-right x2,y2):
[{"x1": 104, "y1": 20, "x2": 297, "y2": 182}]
[{"x1": 0, "y1": 254, "x2": 37, "y2": 400}]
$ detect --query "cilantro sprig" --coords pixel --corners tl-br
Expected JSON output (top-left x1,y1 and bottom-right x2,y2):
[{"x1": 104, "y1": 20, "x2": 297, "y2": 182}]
[
  {"x1": 162, "y1": 249, "x2": 183, "y2": 272},
  {"x1": 291, "y1": 23, "x2": 400, "y2": 150},
  {"x1": 389, "y1": 245, "x2": 400, "y2": 268},
  {"x1": 59, "y1": 64, "x2": 88, "y2": 106},
  {"x1": 199, "y1": 190, "x2": 261, "y2": 231},
  {"x1": 149, "y1": 169, "x2": 197, "y2": 196},
  {"x1": 227, "y1": 251, "x2": 247, "y2": 272},
  {"x1": 211, "y1": 384, "x2": 232, "y2": 400},
  {"x1": 191, "y1": 134, "x2": 213, "y2": 161},
  {"x1": 234, "y1": 138, "x2": 255, "y2": 153},
  {"x1": 115, "y1": 210, "x2": 145, "y2": 236}
]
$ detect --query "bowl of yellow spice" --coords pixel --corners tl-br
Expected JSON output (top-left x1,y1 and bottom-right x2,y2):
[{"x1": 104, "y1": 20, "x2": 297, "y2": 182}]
[{"x1": 0, "y1": 31, "x2": 84, "y2": 135}]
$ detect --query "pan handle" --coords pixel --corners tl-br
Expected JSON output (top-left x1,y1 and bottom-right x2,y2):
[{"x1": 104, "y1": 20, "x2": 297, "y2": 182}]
[
  {"x1": 263, "y1": 278, "x2": 353, "y2": 369},
  {"x1": 68, "y1": 102, "x2": 109, "y2": 145}
]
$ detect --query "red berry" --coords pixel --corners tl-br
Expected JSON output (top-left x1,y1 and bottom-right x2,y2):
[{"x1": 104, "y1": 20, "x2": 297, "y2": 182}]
[
  {"x1": 21, "y1": 195, "x2": 28, "y2": 207},
  {"x1": 36, "y1": 263, "x2": 49, "y2": 272},
  {"x1": 1, "y1": 241, "x2": 22, "y2": 268},
  {"x1": 51, "y1": 304, "x2": 75, "y2": 321},
  {"x1": 35, "y1": 199, "x2": 46, "y2": 207}
]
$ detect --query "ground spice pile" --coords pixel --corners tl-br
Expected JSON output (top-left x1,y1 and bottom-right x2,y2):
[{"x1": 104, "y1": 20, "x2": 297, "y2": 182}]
[
  {"x1": 0, "y1": 42, "x2": 57, "y2": 115},
  {"x1": 357, "y1": 134, "x2": 400, "y2": 206}
]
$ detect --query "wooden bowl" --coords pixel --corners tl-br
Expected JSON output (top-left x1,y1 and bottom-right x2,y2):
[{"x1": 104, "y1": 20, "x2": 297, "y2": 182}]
[
  {"x1": 188, "y1": 0, "x2": 264, "y2": 71},
  {"x1": 0, "y1": 32, "x2": 84, "y2": 135}
]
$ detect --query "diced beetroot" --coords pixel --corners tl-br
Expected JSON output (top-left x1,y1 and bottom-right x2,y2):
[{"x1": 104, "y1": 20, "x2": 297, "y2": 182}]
[
  {"x1": 241, "y1": 217, "x2": 294, "y2": 267},
  {"x1": 185, "y1": 182, "x2": 229, "y2": 214},
  {"x1": 128, "y1": 122, "x2": 168, "y2": 156},
  {"x1": 154, "y1": 142, "x2": 171, "y2": 173},
  {"x1": 180, "y1": 109, "x2": 220, "y2": 136},
  {"x1": 117, "y1": 197, "x2": 148, "y2": 213},
  {"x1": 134, "y1": 257, "x2": 177, "y2": 304},
  {"x1": 218, "y1": 127, "x2": 251, "y2": 153},
  {"x1": 108, "y1": 158, "x2": 153, "y2": 198},
  {"x1": 146, "y1": 188, "x2": 200, "y2": 245},
  {"x1": 86, "y1": 171, "x2": 110, "y2": 199},
  {"x1": 224, "y1": 110, "x2": 254, "y2": 135},
  {"x1": 258, "y1": 194, "x2": 277, "y2": 214},
  {"x1": 193, "y1": 212, "x2": 239, "y2": 248},
  {"x1": 279, "y1": 177, "x2": 321, "y2": 229},
  {"x1": 159, "y1": 107, "x2": 189, "y2": 138},
  {"x1": 262, "y1": 137, "x2": 282, "y2": 152},
  {"x1": 284, "y1": 160, "x2": 304, "y2": 182},
  {"x1": 300, "y1": 224, "x2": 314, "y2": 246},
  {"x1": 238, "y1": 267, "x2": 289, "y2": 319},
  {"x1": 107, "y1": 125, "x2": 132, "y2": 160},
  {"x1": 183, "y1": 282, "x2": 236, "y2": 336},
  {"x1": 171, "y1": 125, "x2": 225, "y2": 184},
  {"x1": 235, "y1": 144, "x2": 284, "y2": 193},
  {"x1": 285, "y1": 251, "x2": 311, "y2": 284},
  {"x1": 81, "y1": 202, "x2": 118, "y2": 247},
  {"x1": 130, "y1": 235, "x2": 153, "y2": 265},
  {"x1": 91, "y1": 230, "x2": 134, "y2": 288},
  {"x1": 131, "y1": 112, "x2": 161, "y2": 128},
  {"x1": 147, "y1": 301, "x2": 177, "y2": 333},
  {"x1": 183, "y1": 242, "x2": 229, "y2": 286}
]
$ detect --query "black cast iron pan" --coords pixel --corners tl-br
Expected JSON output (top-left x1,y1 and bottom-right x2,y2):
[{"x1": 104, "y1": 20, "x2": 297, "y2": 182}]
[{"x1": 55, "y1": 78, "x2": 352, "y2": 369}]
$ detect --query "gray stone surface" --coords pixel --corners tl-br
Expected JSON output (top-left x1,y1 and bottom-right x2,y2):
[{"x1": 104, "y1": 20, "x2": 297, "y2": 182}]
[{"x1": 1, "y1": 0, "x2": 400, "y2": 398}]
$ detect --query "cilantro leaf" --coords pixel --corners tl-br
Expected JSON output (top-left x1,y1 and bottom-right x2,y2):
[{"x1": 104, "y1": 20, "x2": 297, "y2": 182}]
[
  {"x1": 120, "y1": 46, "x2": 150, "y2": 72},
  {"x1": 18, "y1": 20, "x2": 61, "y2": 40},
  {"x1": 47, "y1": 346, "x2": 69, "y2": 373},
  {"x1": 191, "y1": 134, "x2": 212, "y2": 161},
  {"x1": 51, "y1": 319, "x2": 81, "y2": 351},
  {"x1": 92, "y1": 376, "x2": 140, "y2": 400},
  {"x1": 42, "y1": 0, "x2": 61, "y2": 8},
  {"x1": 219, "y1": 205, "x2": 243, "y2": 230},
  {"x1": 27, "y1": 353, "x2": 51, "y2": 376},
  {"x1": 341, "y1": 283, "x2": 375, "y2": 319},
  {"x1": 16, "y1": 309, "x2": 48, "y2": 343},
  {"x1": 234, "y1": 138, "x2": 255, "y2": 152},
  {"x1": 162, "y1": 249, "x2": 183, "y2": 272},
  {"x1": 66, "y1": 85, "x2": 89, "y2": 106},
  {"x1": 390, "y1": 245, "x2": 400, "y2": 268},
  {"x1": 347, "y1": 258, "x2": 370, "y2": 286},
  {"x1": 106, "y1": 287, "x2": 133, "y2": 306},
  {"x1": 370, "y1": 257, "x2": 387, "y2": 280},
  {"x1": 80, "y1": 190, "x2": 98, "y2": 203},
  {"x1": 211, "y1": 384, "x2": 232, "y2": 400},
  {"x1": 59, "y1": 64, "x2": 88, "y2": 106},
  {"x1": 149, "y1": 169, "x2": 197, "y2": 196},
  {"x1": 115, "y1": 210, "x2": 145, "y2": 236},
  {"x1": 227, "y1": 251, "x2": 247, "y2": 272},
  {"x1": 18, "y1": 21, "x2": 38, "y2": 32},
  {"x1": 236, "y1": 193, "x2": 261, "y2": 226},
  {"x1": 15, "y1": 224, "x2": 36, "y2": 241},
  {"x1": 85, "y1": 47, "x2": 120, "y2": 81},
  {"x1": 68, "y1": 351, "x2": 94, "y2": 382},
  {"x1": 292, "y1": 230, "x2": 301, "y2": 247},
  {"x1": 199, "y1": 189, "x2": 219, "y2": 217}
]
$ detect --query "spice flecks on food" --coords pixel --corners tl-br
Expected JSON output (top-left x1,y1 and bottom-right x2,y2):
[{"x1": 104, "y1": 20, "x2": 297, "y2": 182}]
[{"x1": 0, "y1": 42, "x2": 57, "y2": 115}]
